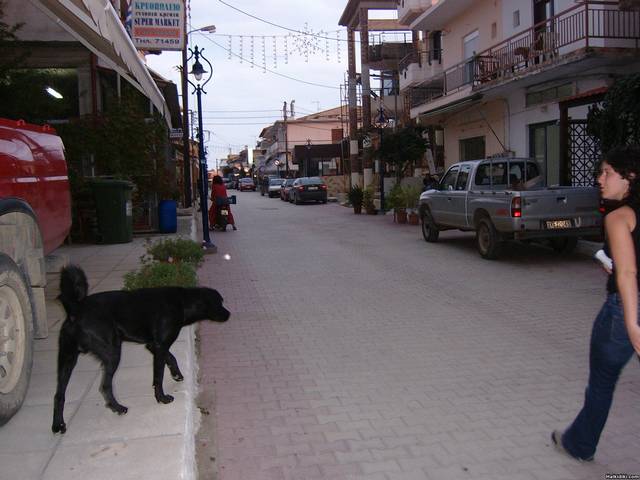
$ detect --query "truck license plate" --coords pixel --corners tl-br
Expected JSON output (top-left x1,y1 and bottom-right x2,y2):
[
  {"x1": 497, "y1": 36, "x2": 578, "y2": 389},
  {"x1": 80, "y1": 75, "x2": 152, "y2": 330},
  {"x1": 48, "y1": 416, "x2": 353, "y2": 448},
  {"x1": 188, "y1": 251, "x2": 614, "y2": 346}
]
[
  {"x1": 308, "y1": 186, "x2": 318, "y2": 190},
  {"x1": 546, "y1": 219, "x2": 571, "y2": 229}
]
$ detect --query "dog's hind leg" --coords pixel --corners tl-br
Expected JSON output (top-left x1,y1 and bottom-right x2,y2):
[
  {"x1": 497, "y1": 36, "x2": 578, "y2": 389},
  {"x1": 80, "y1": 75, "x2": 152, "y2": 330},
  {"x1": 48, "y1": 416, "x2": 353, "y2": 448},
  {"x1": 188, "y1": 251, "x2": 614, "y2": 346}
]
[
  {"x1": 52, "y1": 326, "x2": 80, "y2": 434},
  {"x1": 146, "y1": 344, "x2": 183, "y2": 382},
  {"x1": 95, "y1": 342, "x2": 128, "y2": 415},
  {"x1": 151, "y1": 345, "x2": 174, "y2": 404}
]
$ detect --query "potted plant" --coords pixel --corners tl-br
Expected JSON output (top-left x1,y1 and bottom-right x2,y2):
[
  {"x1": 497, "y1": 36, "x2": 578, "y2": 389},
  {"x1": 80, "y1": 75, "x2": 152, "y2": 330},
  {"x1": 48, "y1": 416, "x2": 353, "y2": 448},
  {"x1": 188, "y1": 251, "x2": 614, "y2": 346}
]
[
  {"x1": 347, "y1": 185, "x2": 364, "y2": 214},
  {"x1": 404, "y1": 185, "x2": 422, "y2": 225},
  {"x1": 387, "y1": 183, "x2": 407, "y2": 223},
  {"x1": 363, "y1": 186, "x2": 376, "y2": 215}
]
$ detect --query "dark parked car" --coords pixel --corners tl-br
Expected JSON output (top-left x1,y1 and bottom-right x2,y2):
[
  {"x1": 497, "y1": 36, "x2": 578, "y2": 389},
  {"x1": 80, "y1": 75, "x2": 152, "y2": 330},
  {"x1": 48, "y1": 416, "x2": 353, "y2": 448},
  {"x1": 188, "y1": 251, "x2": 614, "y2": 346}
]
[
  {"x1": 280, "y1": 178, "x2": 295, "y2": 201},
  {"x1": 289, "y1": 177, "x2": 328, "y2": 204},
  {"x1": 238, "y1": 177, "x2": 256, "y2": 191}
]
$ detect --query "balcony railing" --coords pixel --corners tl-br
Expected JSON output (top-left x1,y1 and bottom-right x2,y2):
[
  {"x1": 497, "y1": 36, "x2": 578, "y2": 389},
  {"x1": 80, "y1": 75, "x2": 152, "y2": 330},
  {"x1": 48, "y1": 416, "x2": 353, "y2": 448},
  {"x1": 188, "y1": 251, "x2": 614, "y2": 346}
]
[
  {"x1": 398, "y1": 48, "x2": 443, "y2": 71},
  {"x1": 410, "y1": 1, "x2": 639, "y2": 108}
]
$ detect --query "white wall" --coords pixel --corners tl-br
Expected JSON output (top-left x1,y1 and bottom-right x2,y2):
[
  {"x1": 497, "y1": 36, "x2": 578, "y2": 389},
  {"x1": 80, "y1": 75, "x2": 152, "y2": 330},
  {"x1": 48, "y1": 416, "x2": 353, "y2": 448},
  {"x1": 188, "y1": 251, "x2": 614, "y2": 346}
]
[{"x1": 507, "y1": 76, "x2": 610, "y2": 157}]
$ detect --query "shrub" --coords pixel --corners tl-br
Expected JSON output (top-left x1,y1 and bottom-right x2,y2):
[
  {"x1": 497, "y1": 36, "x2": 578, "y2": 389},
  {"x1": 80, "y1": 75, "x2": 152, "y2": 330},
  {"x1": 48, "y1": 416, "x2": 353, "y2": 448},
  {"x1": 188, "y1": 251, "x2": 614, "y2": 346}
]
[
  {"x1": 123, "y1": 261, "x2": 197, "y2": 290},
  {"x1": 403, "y1": 185, "x2": 422, "y2": 210},
  {"x1": 143, "y1": 237, "x2": 204, "y2": 267},
  {"x1": 386, "y1": 183, "x2": 405, "y2": 211},
  {"x1": 347, "y1": 185, "x2": 364, "y2": 207},
  {"x1": 363, "y1": 186, "x2": 375, "y2": 209}
]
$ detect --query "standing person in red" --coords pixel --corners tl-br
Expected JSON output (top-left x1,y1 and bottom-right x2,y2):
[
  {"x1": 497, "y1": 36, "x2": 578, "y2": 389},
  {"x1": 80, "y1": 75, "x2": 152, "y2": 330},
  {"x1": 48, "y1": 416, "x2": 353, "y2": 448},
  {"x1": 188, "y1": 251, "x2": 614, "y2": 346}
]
[{"x1": 208, "y1": 175, "x2": 237, "y2": 230}]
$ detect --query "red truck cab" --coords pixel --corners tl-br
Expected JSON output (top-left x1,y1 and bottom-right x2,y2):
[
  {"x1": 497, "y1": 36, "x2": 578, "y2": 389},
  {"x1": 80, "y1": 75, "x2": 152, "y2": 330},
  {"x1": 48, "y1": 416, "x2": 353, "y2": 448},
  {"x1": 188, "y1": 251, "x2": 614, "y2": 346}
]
[{"x1": 0, "y1": 118, "x2": 71, "y2": 426}]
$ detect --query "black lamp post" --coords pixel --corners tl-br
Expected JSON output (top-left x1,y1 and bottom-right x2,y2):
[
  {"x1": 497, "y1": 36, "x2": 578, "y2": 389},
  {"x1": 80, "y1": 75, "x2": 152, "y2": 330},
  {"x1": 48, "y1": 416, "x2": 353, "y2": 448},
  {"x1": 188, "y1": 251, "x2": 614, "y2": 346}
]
[
  {"x1": 374, "y1": 106, "x2": 390, "y2": 213},
  {"x1": 187, "y1": 45, "x2": 216, "y2": 251}
]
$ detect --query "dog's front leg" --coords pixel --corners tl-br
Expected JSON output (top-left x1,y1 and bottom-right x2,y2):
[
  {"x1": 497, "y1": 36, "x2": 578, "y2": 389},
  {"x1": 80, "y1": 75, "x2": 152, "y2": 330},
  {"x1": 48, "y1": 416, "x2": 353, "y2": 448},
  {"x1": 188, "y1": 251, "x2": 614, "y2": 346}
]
[
  {"x1": 153, "y1": 347, "x2": 174, "y2": 404},
  {"x1": 146, "y1": 344, "x2": 183, "y2": 381}
]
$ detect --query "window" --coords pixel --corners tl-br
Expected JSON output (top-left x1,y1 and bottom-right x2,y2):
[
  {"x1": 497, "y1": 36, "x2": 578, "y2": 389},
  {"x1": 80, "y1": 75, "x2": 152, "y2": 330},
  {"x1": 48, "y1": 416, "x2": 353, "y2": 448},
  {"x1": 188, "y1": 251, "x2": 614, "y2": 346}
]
[
  {"x1": 459, "y1": 136, "x2": 485, "y2": 161},
  {"x1": 474, "y1": 162, "x2": 508, "y2": 187},
  {"x1": 463, "y1": 30, "x2": 479, "y2": 84},
  {"x1": 456, "y1": 164, "x2": 471, "y2": 190},
  {"x1": 440, "y1": 166, "x2": 459, "y2": 191},
  {"x1": 513, "y1": 10, "x2": 520, "y2": 27}
]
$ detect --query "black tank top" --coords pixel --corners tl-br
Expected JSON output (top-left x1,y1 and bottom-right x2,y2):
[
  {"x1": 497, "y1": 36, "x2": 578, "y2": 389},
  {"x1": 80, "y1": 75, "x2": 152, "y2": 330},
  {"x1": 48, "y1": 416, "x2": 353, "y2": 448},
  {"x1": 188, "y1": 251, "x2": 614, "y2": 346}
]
[{"x1": 606, "y1": 206, "x2": 640, "y2": 294}]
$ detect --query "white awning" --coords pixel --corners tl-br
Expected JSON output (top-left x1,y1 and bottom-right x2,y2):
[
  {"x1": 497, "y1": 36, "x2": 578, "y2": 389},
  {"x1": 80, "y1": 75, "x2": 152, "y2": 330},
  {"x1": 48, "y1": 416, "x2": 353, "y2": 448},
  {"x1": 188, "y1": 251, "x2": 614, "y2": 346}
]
[{"x1": 30, "y1": 0, "x2": 171, "y2": 126}]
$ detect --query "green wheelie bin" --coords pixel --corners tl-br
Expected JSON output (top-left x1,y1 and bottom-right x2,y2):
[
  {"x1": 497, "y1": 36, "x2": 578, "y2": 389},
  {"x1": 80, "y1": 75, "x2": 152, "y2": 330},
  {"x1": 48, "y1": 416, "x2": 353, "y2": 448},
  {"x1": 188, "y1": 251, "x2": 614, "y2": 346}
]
[{"x1": 91, "y1": 179, "x2": 134, "y2": 244}]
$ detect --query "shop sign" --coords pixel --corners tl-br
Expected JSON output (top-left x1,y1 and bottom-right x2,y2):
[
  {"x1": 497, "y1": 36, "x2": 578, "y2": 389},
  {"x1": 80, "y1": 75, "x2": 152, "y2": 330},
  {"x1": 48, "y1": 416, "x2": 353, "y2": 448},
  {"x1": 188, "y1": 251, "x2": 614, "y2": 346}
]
[{"x1": 129, "y1": 1, "x2": 184, "y2": 51}]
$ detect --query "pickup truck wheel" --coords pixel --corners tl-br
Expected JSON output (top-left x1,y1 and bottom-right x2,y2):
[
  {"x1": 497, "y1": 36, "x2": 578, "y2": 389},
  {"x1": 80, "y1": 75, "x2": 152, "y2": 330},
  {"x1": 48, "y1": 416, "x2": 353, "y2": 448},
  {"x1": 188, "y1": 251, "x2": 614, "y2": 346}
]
[
  {"x1": 0, "y1": 254, "x2": 34, "y2": 426},
  {"x1": 421, "y1": 212, "x2": 439, "y2": 242},
  {"x1": 476, "y1": 218, "x2": 502, "y2": 260},
  {"x1": 550, "y1": 237, "x2": 578, "y2": 254}
]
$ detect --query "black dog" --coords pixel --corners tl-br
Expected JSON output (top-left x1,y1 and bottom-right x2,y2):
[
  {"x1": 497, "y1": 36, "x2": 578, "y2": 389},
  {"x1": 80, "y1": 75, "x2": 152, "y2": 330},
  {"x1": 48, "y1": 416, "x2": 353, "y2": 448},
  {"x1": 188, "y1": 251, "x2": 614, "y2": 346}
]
[{"x1": 52, "y1": 265, "x2": 230, "y2": 434}]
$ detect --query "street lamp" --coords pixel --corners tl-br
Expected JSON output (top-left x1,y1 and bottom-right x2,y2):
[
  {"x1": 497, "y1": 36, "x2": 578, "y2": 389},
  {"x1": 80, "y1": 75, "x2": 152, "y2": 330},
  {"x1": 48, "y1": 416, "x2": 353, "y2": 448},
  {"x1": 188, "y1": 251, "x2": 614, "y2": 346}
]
[
  {"x1": 187, "y1": 45, "x2": 216, "y2": 251},
  {"x1": 180, "y1": 24, "x2": 215, "y2": 208},
  {"x1": 374, "y1": 106, "x2": 390, "y2": 213}
]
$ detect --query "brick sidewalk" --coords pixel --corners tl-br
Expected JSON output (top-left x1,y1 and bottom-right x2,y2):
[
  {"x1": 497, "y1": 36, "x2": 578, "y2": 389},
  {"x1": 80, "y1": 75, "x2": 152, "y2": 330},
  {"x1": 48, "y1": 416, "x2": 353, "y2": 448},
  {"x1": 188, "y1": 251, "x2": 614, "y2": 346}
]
[{"x1": 195, "y1": 192, "x2": 640, "y2": 480}]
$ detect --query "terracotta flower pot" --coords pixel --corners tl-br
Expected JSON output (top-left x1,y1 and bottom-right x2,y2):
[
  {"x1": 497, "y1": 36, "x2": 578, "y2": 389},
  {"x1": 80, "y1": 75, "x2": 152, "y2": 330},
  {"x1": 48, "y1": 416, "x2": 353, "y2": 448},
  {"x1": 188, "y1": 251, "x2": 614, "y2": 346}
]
[
  {"x1": 408, "y1": 212, "x2": 419, "y2": 225},
  {"x1": 395, "y1": 209, "x2": 407, "y2": 224}
]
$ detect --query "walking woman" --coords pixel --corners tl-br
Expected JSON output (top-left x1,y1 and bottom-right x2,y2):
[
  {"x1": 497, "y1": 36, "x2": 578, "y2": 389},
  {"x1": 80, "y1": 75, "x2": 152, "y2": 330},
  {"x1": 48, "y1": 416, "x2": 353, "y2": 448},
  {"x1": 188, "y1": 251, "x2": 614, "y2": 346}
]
[{"x1": 552, "y1": 145, "x2": 640, "y2": 461}]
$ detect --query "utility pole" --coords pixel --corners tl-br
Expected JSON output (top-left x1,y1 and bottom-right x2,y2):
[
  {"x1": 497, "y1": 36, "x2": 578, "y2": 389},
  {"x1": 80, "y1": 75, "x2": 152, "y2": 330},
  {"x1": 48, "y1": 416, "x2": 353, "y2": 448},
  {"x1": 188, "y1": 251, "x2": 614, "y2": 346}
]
[{"x1": 283, "y1": 101, "x2": 289, "y2": 177}]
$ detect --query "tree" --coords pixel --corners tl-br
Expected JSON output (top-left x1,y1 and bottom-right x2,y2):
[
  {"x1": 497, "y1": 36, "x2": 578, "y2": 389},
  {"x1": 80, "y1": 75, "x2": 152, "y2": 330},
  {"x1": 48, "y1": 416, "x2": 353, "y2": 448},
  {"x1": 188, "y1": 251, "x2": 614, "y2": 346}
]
[
  {"x1": 587, "y1": 74, "x2": 640, "y2": 153},
  {"x1": 374, "y1": 125, "x2": 428, "y2": 181},
  {"x1": 0, "y1": 0, "x2": 29, "y2": 85}
]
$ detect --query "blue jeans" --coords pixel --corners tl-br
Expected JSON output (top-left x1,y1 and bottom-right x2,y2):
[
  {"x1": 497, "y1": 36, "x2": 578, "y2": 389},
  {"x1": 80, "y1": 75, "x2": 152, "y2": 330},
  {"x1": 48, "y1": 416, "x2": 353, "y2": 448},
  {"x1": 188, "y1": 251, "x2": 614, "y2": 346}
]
[{"x1": 562, "y1": 293, "x2": 637, "y2": 460}]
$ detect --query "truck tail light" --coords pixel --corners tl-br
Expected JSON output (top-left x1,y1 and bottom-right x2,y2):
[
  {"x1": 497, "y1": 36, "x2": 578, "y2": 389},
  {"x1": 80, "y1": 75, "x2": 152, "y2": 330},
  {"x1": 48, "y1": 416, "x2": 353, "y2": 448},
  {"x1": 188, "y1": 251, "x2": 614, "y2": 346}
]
[
  {"x1": 511, "y1": 197, "x2": 522, "y2": 218},
  {"x1": 320, "y1": 184, "x2": 327, "y2": 190},
  {"x1": 298, "y1": 186, "x2": 305, "y2": 192}
]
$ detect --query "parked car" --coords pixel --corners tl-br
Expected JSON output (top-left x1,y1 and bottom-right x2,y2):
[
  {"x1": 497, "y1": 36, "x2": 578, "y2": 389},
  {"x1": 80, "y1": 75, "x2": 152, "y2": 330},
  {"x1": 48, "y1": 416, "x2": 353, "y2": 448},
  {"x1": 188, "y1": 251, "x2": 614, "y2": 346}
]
[
  {"x1": 224, "y1": 176, "x2": 234, "y2": 189},
  {"x1": 289, "y1": 177, "x2": 328, "y2": 204},
  {"x1": 280, "y1": 178, "x2": 295, "y2": 201},
  {"x1": 267, "y1": 177, "x2": 283, "y2": 198},
  {"x1": 238, "y1": 177, "x2": 256, "y2": 192},
  {"x1": 418, "y1": 158, "x2": 602, "y2": 259}
]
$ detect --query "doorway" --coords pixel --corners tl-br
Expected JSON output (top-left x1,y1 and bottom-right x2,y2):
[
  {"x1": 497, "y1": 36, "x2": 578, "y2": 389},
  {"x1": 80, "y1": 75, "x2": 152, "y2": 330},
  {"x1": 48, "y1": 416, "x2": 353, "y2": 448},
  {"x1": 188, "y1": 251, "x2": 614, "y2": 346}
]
[{"x1": 529, "y1": 121, "x2": 560, "y2": 186}]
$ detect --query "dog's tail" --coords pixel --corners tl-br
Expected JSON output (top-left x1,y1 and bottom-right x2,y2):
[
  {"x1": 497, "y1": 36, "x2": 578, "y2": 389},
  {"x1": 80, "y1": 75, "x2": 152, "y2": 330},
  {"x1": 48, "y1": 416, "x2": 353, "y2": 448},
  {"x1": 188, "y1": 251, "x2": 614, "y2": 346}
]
[{"x1": 58, "y1": 265, "x2": 89, "y2": 319}]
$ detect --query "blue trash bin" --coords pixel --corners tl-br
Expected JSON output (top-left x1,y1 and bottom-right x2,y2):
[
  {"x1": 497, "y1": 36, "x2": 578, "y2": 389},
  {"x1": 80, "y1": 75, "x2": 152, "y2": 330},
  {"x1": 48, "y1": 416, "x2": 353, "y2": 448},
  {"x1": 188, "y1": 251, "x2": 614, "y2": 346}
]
[{"x1": 158, "y1": 199, "x2": 177, "y2": 233}]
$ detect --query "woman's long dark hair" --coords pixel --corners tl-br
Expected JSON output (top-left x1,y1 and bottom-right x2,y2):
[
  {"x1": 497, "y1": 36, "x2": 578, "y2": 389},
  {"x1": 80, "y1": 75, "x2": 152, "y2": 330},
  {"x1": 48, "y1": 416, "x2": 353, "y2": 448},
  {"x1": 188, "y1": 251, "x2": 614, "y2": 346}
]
[{"x1": 602, "y1": 145, "x2": 640, "y2": 207}]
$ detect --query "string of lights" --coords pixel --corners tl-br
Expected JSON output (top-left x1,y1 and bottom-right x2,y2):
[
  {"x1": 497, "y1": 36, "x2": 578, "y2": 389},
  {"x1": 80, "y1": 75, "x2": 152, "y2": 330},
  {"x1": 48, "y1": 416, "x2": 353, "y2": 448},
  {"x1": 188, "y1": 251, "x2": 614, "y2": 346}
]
[{"x1": 200, "y1": 35, "x2": 341, "y2": 90}]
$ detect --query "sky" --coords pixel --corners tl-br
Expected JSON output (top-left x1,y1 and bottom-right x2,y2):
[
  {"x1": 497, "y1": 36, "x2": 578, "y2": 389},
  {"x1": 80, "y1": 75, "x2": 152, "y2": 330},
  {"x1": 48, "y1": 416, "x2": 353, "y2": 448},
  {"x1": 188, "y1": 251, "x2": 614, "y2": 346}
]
[{"x1": 147, "y1": 0, "x2": 360, "y2": 164}]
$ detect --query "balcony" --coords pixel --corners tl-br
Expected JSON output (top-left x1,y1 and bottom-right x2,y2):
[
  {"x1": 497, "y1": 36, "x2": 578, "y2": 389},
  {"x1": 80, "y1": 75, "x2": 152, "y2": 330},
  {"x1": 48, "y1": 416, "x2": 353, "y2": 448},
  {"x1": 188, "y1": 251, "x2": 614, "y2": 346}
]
[
  {"x1": 411, "y1": 0, "x2": 476, "y2": 31},
  {"x1": 397, "y1": 0, "x2": 432, "y2": 27},
  {"x1": 410, "y1": 1, "x2": 639, "y2": 110},
  {"x1": 399, "y1": 49, "x2": 443, "y2": 90},
  {"x1": 367, "y1": 32, "x2": 413, "y2": 71}
]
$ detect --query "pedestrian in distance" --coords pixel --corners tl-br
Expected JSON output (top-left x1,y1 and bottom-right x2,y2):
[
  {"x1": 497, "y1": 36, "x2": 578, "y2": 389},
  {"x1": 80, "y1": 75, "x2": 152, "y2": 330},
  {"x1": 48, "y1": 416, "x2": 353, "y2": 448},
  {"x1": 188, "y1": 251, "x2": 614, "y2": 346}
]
[
  {"x1": 552, "y1": 145, "x2": 640, "y2": 462},
  {"x1": 209, "y1": 175, "x2": 237, "y2": 230}
]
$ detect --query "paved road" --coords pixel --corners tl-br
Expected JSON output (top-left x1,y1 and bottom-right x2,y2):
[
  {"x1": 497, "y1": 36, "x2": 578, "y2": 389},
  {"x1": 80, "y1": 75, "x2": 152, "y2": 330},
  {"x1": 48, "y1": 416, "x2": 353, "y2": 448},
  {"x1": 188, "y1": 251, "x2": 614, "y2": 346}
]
[{"x1": 195, "y1": 191, "x2": 640, "y2": 480}]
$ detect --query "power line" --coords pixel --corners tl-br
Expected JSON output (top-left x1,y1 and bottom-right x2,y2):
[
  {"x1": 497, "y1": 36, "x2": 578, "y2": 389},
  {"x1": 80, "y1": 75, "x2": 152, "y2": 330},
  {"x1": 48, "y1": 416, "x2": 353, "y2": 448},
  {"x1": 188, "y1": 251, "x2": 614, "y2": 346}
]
[
  {"x1": 202, "y1": 36, "x2": 341, "y2": 90},
  {"x1": 216, "y1": 0, "x2": 355, "y2": 43}
]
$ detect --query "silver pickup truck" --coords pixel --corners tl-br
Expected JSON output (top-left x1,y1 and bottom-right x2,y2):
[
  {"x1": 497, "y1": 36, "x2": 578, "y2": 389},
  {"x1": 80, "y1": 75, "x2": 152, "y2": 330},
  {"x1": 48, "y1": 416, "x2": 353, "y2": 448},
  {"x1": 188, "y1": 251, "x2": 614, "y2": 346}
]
[{"x1": 418, "y1": 158, "x2": 602, "y2": 259}]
